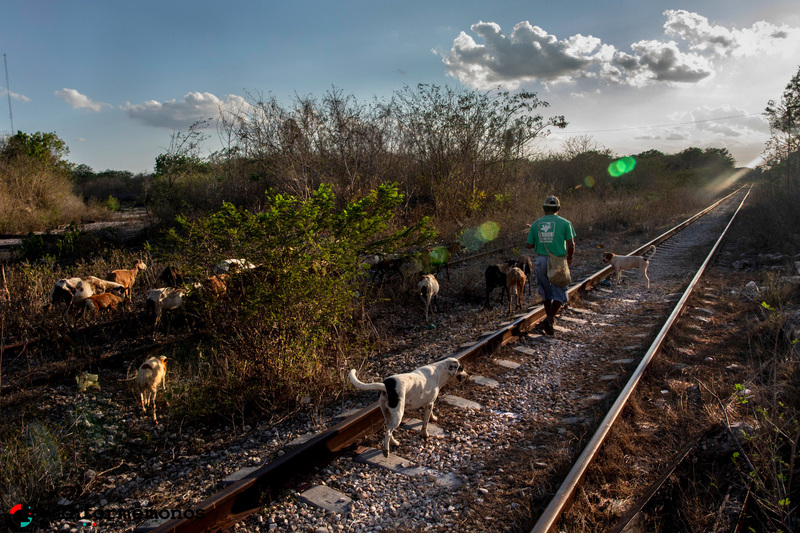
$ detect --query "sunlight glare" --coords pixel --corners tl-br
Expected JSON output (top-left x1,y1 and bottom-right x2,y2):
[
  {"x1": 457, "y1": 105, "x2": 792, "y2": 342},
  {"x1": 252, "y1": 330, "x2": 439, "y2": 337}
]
[{"x1": 608, "y1": 157, "x2": 636, "y2": 177}]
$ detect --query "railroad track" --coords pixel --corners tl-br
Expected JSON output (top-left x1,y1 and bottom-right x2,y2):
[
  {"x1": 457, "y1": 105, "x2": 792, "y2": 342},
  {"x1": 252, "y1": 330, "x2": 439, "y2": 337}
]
[{"x1": 104, "y1": 187, "x2": 754, "y2": 532}]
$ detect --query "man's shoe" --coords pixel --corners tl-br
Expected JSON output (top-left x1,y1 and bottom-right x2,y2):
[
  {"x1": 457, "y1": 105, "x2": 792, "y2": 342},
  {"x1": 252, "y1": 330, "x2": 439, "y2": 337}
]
[{"x1": 542, "y1": 317, "x2": 555, "y2": 336}]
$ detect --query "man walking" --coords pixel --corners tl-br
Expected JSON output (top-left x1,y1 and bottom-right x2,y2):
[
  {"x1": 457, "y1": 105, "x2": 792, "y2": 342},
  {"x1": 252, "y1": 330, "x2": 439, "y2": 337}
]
[{"x1": 526, "y1": 196, "x2": 576, "y2": 335}]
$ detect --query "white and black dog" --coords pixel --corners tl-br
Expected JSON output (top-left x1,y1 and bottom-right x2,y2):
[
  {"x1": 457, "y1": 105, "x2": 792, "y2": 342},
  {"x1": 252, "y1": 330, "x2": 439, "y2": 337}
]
[{"x1": 349, "y1": 357, "x2": 468, "y2": 457}]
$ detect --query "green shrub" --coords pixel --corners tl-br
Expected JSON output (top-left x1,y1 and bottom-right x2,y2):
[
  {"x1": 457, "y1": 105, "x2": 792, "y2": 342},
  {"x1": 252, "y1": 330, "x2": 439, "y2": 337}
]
[
  {"x1": 105, "y1": 195, "x2": 121, "y2": 212},
  {"x1": 157, "y1": 183, "x2": 435, "y2": 415}
]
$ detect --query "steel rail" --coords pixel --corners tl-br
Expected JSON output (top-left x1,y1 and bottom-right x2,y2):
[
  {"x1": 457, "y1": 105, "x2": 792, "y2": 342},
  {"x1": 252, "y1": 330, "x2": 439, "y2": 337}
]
[
  {"x1": 146, "y1": 187, "x2": 748, "y2": 533},
  {"x1": 530, "y1": 185, "x2": 751, "y2": 533}
]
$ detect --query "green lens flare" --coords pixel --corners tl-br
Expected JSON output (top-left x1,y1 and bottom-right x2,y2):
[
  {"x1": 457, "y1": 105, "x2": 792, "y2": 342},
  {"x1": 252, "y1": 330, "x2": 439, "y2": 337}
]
[
  {"x1": 428, "y1": 246, "x2": 450, "y2": 266},
  {"x1": 477, "y1": 221, "x2": 499, "y2": 243},
  {"x1": 583, "y1": 175, "x2": 595, "y2": 188},
  {"x1": 608, "y1": 157, "x2": 636, "y2": 177}
]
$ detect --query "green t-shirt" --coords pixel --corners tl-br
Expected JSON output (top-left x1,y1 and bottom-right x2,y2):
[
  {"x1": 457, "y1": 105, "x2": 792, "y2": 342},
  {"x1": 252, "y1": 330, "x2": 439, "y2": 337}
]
[{"x1": 526, "y1": 214, "x2": 576, "y2": 257}]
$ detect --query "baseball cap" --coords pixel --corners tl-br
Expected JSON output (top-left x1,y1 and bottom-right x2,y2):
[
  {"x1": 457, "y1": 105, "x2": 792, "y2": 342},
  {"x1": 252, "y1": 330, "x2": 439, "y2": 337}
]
[{"x1": 543, "y1": 196, "x2": 560, "y2": 208}]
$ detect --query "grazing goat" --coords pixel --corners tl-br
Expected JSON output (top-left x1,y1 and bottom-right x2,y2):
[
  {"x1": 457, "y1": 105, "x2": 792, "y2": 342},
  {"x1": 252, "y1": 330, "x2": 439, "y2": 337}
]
[
  {"x1": 484, "y1": 263, "x2": 514, "y2": 308},
  {"x1": 137, "y1": 355, "x2": 168, "y2": 423},
  {"x1": 83, "y1": 292, "x2": 125, "y2": 320},
  {"x1": 214, "y1": 258, "x2": 255, "y2": 275},
  {"x1": 157, "y1": 265, "x2": 185, "y2": 287},
  {"x1": 516, "y1": 255, "x2": 533, "y2": 295},
  {"x1": 146, "y1": 287, "x2": 186, "y2": 329},
  {"x1": 418, "y1": 274, "x2": 439, "y2": 323},
  {"x1": 369, "y1": 255, "x2": 403, "y2": 282},
  {"x1": 107, "y1": 259, "x2": 147, "y2": 300},
  {"x1": 47, "y1": 276, "x2": 126, "y2": 320},
  {"x1": 506, "y1": 267, "x2": 527, "y2": 314},
  {"x1": 196, "y1": 273, "x2": 229, "y2": 298}
]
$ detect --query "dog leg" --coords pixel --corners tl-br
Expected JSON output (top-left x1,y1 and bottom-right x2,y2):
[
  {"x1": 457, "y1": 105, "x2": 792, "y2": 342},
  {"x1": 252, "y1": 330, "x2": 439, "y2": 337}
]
[
  {"x1": 616, "y1": 268, "x2": 622, "y2": 285},
  {"x1": 421, "y1": 405, "x2": 432, "y2": 439},
  {"x1": 384, "y1": 409, "x2": 403, "y2": 457},
  {"x1": 643, "y1": 265, "x2": 650, "y2": 288}
]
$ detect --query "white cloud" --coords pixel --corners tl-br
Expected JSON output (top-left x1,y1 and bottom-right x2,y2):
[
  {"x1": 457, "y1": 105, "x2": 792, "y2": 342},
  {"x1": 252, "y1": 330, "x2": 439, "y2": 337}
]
[
  {"x1": 664, "y1": 10, "x2": 800, "y2": 58},
  {"x1": 122, "y1": 92, "x2": 251, "y2": 129},
  {"x1": 443, "y1": 11, "x2": 800, "y2": 89},
  {"x1": 443, "y1": 21, "x2": 593, "y2": 89},
  {"x1": 1, "y1": 87, "x2": 31, "y2": 103},
  {"x1": 674, "y1": 105, "x2": 769, "y2": 137},
  {"x1": 55, "y1": 88, "x2": 111, "y2": 111},
  {"x1": 628, "y1": 40, "x2": 714, "y2": 84}
]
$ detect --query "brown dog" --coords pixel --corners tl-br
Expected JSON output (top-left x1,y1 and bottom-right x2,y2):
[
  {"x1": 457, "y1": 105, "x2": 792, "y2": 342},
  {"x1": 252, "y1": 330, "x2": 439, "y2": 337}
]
[{"x1": 602, "y1": 245, "x2": 656, "y2": 288}]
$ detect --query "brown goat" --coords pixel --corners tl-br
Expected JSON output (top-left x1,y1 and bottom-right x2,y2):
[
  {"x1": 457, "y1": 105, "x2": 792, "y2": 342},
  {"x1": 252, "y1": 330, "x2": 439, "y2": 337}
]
[
  {"x1": 200, "y1": 273, "x2": 229, "y2": 298},
  {"x1": 515, "y1": 255, "x2": 533, "y2": 295},
  {"x1": 83, "y1": 292, "x2": 126, "y2": 320},
  {"x1": 506, "y1": 267, "x2": 526, "y2": 314},
  {"x1": 107, "y1": 260, "x2": 147, "y2": 300}
]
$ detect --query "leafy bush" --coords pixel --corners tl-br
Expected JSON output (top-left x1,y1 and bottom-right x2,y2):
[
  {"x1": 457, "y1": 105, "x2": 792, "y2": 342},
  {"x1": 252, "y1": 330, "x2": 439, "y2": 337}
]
[{"x1": 157, "y1": 183, "x2": 435, "y2": 414}]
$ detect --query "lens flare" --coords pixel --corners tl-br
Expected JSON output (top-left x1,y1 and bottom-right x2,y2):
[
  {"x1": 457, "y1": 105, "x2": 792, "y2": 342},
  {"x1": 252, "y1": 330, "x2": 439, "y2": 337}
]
[
  {"x1": 477, "y1": 221, "x2": 499, "y2": 242},
  {"x1": 583, "y1": 175, "x2": 595, "y2": 188},
  {"x1": 608, "y1": 157, "x2": 636, "y2": 177},
  {"x1": 461, "y1": 221, "x2": 501, "y2": 251},
  {"x1": 428, "y1": 245, "x2": 451, "y2": 266}
]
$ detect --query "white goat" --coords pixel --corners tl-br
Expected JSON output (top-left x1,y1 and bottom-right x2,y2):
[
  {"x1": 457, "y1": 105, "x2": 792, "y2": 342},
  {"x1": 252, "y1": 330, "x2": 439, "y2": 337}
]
[
  {"x1": 146, "y1": 287, "x2": 186, "y2": 329},
  {"x1": 137, "y1": 355, "x2": 168, "y2": 423},
  {"x1": 214, "y1": 258, "x2": 255, "y2": 275},
  {"x1": 418, "y1": 274, "x2": 439, "y2": 323},
  {"x1": 47, "y1": 276, "x2": 126, "y2": 320},
  {"x1": 107, "y1": 260, "x2": 147, "y2": 300}
]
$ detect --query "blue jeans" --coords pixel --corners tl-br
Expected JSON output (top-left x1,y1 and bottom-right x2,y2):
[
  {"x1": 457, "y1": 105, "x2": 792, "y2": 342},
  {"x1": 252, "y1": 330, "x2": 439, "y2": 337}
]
[{"x1": 535, "y1": 255, "x2": 568, "y2": 304}]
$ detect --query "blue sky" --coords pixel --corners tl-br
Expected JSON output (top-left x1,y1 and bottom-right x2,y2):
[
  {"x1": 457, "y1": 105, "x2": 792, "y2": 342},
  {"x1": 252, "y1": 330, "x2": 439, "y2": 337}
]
[{"x1": 2, "y1": 0, "x2": 799, "y2": 172}]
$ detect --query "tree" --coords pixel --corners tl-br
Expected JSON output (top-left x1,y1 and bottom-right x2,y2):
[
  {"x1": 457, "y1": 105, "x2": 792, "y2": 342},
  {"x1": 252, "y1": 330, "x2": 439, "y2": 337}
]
[
  {"x1": 0, "y1": 131, "x2": 90, "y2": 232},
  {"x1": 389, "y1": 84, "x2": 567, "y2": 218},
  {"x1": 763, "y1": 65, "x2": 800, "y2": 181},
  {"x1": 0, "y1": 131, "x2": 71, "y2": 170},
  {"x1": 147, "y1": 120, "x2": 214, "y2": 221}
]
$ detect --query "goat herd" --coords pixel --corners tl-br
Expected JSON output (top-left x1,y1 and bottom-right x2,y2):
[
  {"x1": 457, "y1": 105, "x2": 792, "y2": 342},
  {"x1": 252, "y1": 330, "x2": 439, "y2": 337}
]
[
  {"x1": 44, "y1": 258, "x2": 247, "y2": 328},
  {"x1": 42, "y1": 258, "x2": 250, "y2": 423},
  {"x1": 41, "y1": 247, "x2": 534, "y2": 422},
  {"x1": 370, "y1": 249, "x2": 535, "y2": 321}
]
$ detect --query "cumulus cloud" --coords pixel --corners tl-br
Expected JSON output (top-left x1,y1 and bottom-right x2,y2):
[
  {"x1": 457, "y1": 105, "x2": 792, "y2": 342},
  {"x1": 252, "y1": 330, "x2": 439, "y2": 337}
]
[
  {"x1": 443, "y1": 10, "x2": 799, "y2": 89},
  {"x1": 122, "y1": 92, "x2": 251, "y2": 129},
  {"x1": 628, "y1": 40, "x2": 713, "y2": 83},
  {"x1": 55, "y1": 88, "x2": 111, "y2": 111},
  {"x1": 443, "y1": 21, "x2": 595, "y2": 89},
  {"x1": 1, "y1": 88, "x2": 31, "y2": 103},
  {"x1": 664, "y1": 10, "x2": 800, "y2": 57}
]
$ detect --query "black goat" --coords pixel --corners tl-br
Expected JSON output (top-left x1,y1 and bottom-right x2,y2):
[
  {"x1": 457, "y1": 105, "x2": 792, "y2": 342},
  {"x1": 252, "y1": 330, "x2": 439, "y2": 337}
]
[{"x1": 484, "y1": 261, "x2": 516, "y2": 308}]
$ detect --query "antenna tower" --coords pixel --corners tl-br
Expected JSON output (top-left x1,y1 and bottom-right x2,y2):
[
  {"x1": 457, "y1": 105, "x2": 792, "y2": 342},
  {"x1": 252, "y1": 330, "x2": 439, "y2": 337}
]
[{"x1": 3, "y1": 53, "x2": 13, "y2": 133}]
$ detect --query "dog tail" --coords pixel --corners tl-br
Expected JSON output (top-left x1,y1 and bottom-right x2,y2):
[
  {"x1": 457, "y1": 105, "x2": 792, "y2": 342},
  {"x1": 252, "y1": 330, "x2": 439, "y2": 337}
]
[
  {"x1": 349, "y1": 369, "x2": 387, "y2": 392},
  {"x1": 642, "y1": 245, "x2": 656, "y2": 261}
]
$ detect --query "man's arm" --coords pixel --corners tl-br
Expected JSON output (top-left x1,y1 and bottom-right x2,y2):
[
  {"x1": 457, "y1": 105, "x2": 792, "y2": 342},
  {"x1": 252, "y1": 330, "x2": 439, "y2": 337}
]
[{"x1": 566, "y1": 238, "x2": 575, "y2": 265}]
